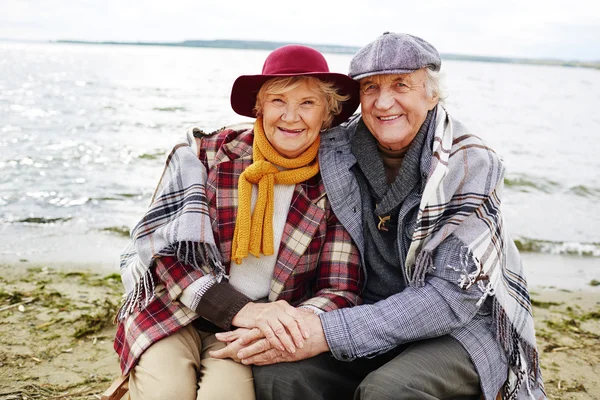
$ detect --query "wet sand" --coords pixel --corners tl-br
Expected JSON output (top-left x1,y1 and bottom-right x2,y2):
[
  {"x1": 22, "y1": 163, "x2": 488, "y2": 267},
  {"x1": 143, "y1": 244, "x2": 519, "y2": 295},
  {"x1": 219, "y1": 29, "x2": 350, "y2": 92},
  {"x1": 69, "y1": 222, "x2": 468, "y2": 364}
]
[{"x1": 0, "y1": 258, "x2": 598, "y2": 399}]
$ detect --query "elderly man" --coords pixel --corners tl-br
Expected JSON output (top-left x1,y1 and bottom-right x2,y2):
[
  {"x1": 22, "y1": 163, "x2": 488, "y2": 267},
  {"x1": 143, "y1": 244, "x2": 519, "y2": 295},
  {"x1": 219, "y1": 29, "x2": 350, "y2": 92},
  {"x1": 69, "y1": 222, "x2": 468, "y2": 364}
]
[{"x1": 214, "y1": 32, "x2": 545, "y2": 400}]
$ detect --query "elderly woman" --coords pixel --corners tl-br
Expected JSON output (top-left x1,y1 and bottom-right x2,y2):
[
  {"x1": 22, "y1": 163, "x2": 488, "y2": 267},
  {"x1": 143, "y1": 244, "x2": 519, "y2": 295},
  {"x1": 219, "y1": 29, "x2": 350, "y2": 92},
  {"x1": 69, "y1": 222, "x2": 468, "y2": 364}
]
[{"x1": 113, "y1": 45, "x2": 363, "y2": 400}]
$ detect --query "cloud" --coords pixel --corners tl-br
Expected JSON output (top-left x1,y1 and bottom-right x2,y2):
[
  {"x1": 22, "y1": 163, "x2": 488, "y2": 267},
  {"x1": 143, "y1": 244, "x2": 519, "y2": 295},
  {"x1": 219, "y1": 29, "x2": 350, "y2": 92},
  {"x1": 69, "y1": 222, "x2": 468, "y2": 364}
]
[{"x1": 1, "y1": 0, "x2": 598, "y2": 60}]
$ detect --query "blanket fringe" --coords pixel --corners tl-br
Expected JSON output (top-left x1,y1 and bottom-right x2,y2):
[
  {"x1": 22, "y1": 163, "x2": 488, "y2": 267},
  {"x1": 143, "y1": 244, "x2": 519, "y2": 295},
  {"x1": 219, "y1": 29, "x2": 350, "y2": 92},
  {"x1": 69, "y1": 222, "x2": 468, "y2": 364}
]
[
  {"x1": 116, "y1": 268, "x2": 156, "y2": 322},
  {"x1": 116, "y1": 241, "x2": 224, "y2": 322},
  {"x1": 493, "y1": 299, "x2": 543, "y2": 399},
  {"x1": 160, "y1": 240, "x2": 225, "y2": 276},
  {"x1": 410, "y1": 250, "x2": 433, "y2": 287}
]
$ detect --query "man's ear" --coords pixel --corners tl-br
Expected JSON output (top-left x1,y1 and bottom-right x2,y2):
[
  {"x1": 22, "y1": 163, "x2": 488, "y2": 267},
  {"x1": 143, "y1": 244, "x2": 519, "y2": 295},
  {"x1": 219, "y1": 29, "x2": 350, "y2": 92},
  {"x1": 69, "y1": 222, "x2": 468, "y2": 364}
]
[{"x1": 427, "y1": 94, "x2": 438, "y2": 110}]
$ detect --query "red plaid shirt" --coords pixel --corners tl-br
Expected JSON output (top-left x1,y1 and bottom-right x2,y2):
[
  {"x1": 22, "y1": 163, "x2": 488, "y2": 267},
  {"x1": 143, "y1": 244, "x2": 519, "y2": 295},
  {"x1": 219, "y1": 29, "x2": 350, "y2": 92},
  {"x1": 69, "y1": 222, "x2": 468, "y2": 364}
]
[{"x1": 114, "y1": 127, "x2": 363, "y2": 375}]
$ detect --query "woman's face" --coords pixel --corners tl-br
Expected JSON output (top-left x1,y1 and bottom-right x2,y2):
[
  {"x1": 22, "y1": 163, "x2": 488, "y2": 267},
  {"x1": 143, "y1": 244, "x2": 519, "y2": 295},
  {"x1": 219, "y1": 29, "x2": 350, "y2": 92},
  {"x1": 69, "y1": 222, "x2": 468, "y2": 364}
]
[{"x1": 260, "y1": 80, "x2": 328, "y2": 158}]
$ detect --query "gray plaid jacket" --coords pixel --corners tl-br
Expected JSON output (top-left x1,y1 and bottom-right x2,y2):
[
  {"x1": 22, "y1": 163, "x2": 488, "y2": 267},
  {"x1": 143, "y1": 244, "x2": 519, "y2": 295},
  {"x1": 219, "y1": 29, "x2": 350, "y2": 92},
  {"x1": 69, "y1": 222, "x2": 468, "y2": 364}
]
[{"x1": 318, "y1": 115, "x2": 508, "y2": 400}]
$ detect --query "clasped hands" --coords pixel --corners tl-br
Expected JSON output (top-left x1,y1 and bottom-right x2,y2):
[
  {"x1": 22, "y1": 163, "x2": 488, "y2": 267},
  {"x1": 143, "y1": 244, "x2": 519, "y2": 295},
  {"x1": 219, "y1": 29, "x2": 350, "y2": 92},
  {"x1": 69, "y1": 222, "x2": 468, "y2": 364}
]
[{"x1": 209, "y1": 300, "x2": 328, "y2": 365}]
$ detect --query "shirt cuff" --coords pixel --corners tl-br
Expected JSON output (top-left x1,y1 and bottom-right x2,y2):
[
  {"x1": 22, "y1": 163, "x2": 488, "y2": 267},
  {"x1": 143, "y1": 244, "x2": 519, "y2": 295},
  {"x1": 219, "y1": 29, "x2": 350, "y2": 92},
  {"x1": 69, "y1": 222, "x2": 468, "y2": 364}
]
[
  {"x1": 299, "y1": 305, "x2": 323, "y2": 315},
  {"x1": 179, "y1": 274, "x2": 217, "y2": 311},
  {"x1": 195, "y1": 282, "x2": 252, "y2": 330},
  {"x1": 319, "y1": 309, "x2": 356, "y2": 361}
]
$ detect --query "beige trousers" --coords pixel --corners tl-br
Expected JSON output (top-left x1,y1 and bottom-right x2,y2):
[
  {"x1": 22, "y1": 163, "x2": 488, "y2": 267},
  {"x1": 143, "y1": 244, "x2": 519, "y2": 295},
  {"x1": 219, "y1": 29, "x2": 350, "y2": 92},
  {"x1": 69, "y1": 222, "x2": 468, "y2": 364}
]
[{"x1": 129, "y1": 324, "x2": 255, "y2": 400}]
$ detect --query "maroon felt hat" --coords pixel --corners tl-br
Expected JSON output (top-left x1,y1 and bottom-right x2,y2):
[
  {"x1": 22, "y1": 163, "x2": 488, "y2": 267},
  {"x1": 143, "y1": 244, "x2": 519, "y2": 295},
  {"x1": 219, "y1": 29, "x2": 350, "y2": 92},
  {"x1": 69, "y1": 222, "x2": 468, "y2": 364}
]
[{"x1": 230, "y1": 45, "x2": 360, "y2": 127}]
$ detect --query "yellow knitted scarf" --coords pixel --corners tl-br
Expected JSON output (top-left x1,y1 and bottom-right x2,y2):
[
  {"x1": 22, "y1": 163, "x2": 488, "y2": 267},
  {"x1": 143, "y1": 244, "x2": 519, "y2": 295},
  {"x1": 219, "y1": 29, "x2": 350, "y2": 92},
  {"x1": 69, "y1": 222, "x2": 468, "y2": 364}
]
[{"x1": 231, "y1": 117, "x2": 320, "y2": 264}]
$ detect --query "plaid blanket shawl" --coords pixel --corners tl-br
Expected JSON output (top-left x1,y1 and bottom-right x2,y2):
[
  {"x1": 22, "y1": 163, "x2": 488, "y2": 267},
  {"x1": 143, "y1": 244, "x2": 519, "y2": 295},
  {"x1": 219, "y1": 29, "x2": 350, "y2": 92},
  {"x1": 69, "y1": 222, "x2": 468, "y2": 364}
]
[
  {"x1": 405, "y1": 107, "x2": 543, "y2": 399},
  {"x1": 114, "y1": 125, "x2": 364, "y2": 375},
  {"x1": 118, "y1": 129, "x2": 225, "y2": 320}
]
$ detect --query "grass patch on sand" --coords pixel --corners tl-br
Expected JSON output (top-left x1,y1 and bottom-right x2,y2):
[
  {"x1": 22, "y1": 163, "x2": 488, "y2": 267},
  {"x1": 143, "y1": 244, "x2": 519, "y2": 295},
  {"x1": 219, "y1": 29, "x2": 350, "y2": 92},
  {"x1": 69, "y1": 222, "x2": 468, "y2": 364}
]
[
  {"x1": 1, "y1": 264, "x2": 599, "y2": 399},
  {"x1": 0, "y1": 264, "x2": 123, "y2": 398}
]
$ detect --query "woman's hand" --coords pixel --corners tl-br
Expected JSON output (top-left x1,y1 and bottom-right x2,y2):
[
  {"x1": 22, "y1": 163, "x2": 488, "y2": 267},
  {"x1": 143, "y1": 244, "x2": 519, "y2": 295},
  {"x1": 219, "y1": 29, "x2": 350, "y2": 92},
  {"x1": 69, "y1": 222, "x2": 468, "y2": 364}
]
[
  {"x1": 213, "y1": 311, "x2": 328, "y2": 365},
  {"x1": 209, "y1": 327, "x2": 257, "y2": 362},
  {"x1": 231, "y1": 300, "x2": 311, "y2": 354}
]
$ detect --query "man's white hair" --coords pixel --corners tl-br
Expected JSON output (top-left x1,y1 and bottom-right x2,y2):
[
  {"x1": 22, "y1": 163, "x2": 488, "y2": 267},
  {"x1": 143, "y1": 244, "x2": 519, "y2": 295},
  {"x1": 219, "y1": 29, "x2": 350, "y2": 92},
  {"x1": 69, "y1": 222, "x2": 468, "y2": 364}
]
[{"x1": 424, "y1": 69, "x2": 447, "y2": 104}]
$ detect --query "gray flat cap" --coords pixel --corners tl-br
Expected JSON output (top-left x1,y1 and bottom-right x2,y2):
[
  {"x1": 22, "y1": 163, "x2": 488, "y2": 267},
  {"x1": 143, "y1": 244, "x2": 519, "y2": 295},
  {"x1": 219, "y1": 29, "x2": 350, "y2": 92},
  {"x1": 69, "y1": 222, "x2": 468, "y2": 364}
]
[{"x1": 349, "y1": 32, "x2": 441, "y2": 80}]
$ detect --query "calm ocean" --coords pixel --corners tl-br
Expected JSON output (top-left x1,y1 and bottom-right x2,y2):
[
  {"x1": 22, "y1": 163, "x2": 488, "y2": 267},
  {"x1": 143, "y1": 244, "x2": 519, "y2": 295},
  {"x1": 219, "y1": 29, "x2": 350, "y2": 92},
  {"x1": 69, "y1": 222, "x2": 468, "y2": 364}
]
[{"x1": 1, "y1": 42, "x2": 599, "y2": 280}]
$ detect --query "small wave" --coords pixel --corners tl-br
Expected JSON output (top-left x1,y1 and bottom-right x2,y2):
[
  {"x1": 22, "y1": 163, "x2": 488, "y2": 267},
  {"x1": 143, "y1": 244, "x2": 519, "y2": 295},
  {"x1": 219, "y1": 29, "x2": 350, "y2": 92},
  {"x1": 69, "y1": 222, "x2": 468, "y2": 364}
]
[
  {"x1": 152, "y1": 106, "x2": 187, "y2": 112},
  {"x1": 505, "y1": 176, "x2": 600, "y2": 198},
  {"x1": 138, "y1": 151, "x2": 165, "y2": 160},
  {"x1": 504, "y1": 176, "x2": 559, "y2": 193},
  {"x1": 90, "y1": 193, "x2": 142, "y2": 201},
  {"x1": 514, "y1": 237, "x2": 600, "y2": 257},
  {"x1": 100, "y1": 226, "x2": 130, "y2": 237},
  {"x1": 2, "y1": 124, "x2": 22, "y2": 133},
  {"x1": 90, "y1": 196, "x2": 120, "y2": 201},
  {"x1": 568, "y1": 185, "x2": 600, "y2": 198},
  {"x1": 17, "y1": 217, "x2": 73, "y2": 224}
]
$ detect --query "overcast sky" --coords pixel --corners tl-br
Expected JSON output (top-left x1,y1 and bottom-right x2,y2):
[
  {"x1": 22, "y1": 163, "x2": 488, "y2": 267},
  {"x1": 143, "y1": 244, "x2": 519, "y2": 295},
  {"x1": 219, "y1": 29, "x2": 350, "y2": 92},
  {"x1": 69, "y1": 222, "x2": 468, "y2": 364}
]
[{"x1": 1, "y1": 0, "x2": 599, "y2": 61}]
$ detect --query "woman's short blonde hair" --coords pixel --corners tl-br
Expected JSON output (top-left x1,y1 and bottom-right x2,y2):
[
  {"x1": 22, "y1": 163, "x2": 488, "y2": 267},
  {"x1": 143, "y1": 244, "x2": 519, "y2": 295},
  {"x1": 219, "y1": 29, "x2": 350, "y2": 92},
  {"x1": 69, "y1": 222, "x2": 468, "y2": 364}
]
[{"x1": 254, "y1": 76, "x2": 350, "y2": 129}]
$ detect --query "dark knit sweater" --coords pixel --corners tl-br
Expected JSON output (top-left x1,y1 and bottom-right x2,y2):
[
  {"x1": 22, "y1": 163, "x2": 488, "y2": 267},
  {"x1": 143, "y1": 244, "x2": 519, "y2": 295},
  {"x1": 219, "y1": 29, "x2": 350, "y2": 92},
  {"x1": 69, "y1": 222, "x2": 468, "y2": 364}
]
[{"x1": 351, "y1": 111, "x2": 434, "y2": 303}]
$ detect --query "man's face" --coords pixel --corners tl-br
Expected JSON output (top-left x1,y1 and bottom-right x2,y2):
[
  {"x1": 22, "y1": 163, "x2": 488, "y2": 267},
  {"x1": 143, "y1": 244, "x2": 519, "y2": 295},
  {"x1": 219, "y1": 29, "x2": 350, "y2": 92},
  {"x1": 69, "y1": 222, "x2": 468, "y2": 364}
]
[{"x1": 359, "y1": 69, "x2": 438, "y2": 151}]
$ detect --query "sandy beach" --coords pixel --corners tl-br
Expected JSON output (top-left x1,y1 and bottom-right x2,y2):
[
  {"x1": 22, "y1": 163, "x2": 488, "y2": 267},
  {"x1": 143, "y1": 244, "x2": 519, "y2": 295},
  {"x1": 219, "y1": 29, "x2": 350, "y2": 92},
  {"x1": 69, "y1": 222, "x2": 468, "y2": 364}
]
[{"x1": 0, "y1": 260, "x2": 599, "y2": 400}]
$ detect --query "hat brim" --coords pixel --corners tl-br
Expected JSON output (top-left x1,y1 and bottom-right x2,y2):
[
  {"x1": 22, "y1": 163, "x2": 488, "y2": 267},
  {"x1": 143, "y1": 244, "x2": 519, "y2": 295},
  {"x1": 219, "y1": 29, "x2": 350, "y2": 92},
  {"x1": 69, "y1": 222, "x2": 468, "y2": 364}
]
[
  {"x1": 350, "y1": 64, "x2": 440, "y2": 81},
  {"x1": 351, "y1": 68, "x2": 417, "y2": 81},
  {"x1": 230, "y1": 72, "x2": 360, "y2": 128}
]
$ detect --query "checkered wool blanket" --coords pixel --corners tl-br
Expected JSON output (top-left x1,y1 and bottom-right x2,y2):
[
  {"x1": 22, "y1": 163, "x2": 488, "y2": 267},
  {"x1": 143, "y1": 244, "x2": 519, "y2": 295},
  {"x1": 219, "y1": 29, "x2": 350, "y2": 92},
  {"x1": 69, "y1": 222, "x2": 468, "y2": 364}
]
[
  {"x1": 405, "y1": 107, "x2": 543, "y2": 399},
  {"x1": 117, "y1": 129, "x2": 224, "y2": 320}
]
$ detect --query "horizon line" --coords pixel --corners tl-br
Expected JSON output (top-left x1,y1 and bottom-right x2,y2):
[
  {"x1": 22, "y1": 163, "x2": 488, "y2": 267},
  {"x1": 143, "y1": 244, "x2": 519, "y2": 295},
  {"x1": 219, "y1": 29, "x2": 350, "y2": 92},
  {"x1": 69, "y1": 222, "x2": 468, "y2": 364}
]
[{"x1": 1, "y1": 37, "x2": 599, "y2": 66}]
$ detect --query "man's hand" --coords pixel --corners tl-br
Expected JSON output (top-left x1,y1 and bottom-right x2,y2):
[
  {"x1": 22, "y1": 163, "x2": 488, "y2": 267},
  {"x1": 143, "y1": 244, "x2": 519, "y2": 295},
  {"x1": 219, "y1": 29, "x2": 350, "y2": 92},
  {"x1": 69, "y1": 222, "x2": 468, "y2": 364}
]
[
  {"x1": 214, "y1": 310, "x2": 329, "y2": 366},
  {"x1": 231, "y1": 300, "x2": 310, "y2": 354}
]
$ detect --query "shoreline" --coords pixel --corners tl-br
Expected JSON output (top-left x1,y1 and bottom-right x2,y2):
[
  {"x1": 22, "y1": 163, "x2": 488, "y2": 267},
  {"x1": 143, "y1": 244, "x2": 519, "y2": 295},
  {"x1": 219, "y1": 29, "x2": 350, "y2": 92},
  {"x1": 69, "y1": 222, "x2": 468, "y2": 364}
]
[
  {"x1": 2, "y1": 227, "x2": 599, "y2": 291},
  {"x1": 0, "y1": 262, "x2": 599, "y2": 399}
]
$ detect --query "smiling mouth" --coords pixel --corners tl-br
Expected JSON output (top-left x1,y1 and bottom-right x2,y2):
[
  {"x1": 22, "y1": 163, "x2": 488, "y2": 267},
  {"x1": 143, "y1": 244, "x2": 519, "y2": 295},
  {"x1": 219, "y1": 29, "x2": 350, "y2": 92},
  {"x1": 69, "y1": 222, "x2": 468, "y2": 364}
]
[
  {"x1": 378, "y1": 115, "x2": 401, "y2": 121},
  {"x1": 279, "y1": 127, "x2": 304, "y2": 133}
]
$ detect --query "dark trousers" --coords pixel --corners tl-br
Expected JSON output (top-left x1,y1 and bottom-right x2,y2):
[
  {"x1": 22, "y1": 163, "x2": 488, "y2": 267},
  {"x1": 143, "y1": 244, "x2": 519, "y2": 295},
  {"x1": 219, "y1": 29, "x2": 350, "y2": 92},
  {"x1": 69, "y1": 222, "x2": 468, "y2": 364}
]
[{"x1": 253, "y1": 335, "x2": 481, "y2": 400}]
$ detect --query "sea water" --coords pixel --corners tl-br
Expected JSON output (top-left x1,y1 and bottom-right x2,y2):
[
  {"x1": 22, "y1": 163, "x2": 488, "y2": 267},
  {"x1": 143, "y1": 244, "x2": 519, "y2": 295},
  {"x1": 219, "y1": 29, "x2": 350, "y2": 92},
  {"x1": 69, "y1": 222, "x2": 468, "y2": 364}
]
[{"x1": 1, "y1": 41, "x2": 599, "y2": 283}]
